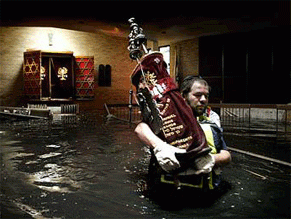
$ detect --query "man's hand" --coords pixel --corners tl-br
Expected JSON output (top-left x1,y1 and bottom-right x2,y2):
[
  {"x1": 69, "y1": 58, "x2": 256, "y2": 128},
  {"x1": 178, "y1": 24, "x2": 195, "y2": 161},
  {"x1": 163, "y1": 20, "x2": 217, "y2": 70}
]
[
  {"x1": 154, "y1": 142, "x2": 186, "y2": 172},
  {"x1": 193, "y1": 153, "x2": 215, "y2": 174}
]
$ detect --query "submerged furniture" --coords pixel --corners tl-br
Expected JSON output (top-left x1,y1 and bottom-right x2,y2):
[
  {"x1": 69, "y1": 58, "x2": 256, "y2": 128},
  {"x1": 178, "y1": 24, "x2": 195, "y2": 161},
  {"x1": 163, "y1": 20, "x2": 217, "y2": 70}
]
[{"x1": 0, "y1": 106, "x2": 51, "y2": 120}]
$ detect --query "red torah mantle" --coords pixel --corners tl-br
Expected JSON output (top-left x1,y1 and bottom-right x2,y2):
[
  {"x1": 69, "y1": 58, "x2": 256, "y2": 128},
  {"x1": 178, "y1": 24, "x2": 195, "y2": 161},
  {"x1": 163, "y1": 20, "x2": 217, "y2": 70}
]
[{"x1": 131, "y1": 52, "x2": 210, "y2": 163}]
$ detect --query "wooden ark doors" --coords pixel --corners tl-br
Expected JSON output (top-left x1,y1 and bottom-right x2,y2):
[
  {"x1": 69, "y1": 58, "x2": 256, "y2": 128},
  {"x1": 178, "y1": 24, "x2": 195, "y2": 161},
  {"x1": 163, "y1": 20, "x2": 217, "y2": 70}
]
[
  {"x1": 41, "y1": 55, "x2": 74, "y2": 100},
  {"x1": 23, "y1": 51, "x2": 74, "y2": 101},
  {"x1": 24, "y1": 51, "x2": 95, "y2": 101}
]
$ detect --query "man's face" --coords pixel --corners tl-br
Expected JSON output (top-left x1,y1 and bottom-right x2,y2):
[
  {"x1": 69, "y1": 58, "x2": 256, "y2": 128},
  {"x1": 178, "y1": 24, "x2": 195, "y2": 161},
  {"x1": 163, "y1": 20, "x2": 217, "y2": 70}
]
[{"x1": 185, "y1": 82, "x2": 209, "y2": 116}]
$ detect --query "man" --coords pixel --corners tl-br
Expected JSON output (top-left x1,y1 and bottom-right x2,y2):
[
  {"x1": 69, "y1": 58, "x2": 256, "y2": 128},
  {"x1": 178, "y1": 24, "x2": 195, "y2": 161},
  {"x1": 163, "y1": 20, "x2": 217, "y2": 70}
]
[
  {"x1": 131, "y1": 53, "x2": 212, "y2": 176},
  {"x1": 135, "y1": 76, "x2": 231, "y2": 190},
  {"x1": 180, "y1": 76, "x2": 231, "y2": 170}
]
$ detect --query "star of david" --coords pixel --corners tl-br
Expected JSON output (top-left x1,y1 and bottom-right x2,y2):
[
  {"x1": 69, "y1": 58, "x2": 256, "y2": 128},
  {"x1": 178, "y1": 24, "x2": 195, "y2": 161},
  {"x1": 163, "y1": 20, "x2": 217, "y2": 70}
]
[
  {"x1": 25, "y1": 59, "x2": 39, "y2": 73},
  {"x1": 24, "y1": 56, "x2": 41, "y2": 98},
  {"x1": 75, "y1": 57, "x2": 94, "y2": 97},
  {"x1": 76, "y1": 58, "x2": 93, "y2": 69}
]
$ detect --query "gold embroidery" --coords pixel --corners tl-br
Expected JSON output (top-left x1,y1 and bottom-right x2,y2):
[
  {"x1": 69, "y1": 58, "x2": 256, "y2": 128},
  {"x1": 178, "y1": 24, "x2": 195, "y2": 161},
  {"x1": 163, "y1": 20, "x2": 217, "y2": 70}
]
[
  {"x1": 162, "y1": 113, "x2": 184, "y2": 138},
  {"x1": 170, "y1": 136, "x2": 193, "y2": 146},
  {"x1": 58, "y1": 67, "x2": 68, "y2": 80},
  {"x1": 144, "y1": 71, "x2": 157, "y2": 86},
  {"x1": 40, "y1": 66, "x2": 46, "y2": 80}
]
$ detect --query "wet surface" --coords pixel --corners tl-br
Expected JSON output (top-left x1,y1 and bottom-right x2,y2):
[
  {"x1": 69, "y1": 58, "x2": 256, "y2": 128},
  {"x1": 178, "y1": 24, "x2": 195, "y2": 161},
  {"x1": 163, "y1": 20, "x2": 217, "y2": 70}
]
[
  {"x1": 1, "y1": 112, "x2": 290, "y2": 218},
  {"x1": 224, "y1": 131, "x2": 291, "y2": 164}
]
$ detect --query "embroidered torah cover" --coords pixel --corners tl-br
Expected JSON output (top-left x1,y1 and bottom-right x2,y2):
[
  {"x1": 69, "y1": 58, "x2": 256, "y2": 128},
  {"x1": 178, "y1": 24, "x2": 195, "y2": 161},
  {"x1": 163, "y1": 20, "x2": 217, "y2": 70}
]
[{"x1": 131, "y1": 52, "x2": 210, "y2": 163}]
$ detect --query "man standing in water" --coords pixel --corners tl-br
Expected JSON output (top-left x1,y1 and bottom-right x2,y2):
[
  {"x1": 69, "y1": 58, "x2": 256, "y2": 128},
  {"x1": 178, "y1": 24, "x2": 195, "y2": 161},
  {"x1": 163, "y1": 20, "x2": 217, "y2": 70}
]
[
  {"x1": 135, "y1": 76, "x2": 231, "y2": 191},
  {"x1": 179, "y1": 76, "x2": 231, "y2": 172}
]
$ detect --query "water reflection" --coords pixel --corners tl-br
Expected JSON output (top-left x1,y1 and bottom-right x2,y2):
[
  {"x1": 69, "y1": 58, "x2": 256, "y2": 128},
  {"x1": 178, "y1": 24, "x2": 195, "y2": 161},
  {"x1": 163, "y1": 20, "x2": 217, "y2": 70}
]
[
  {"x1": 1, "y1": 112, "x2": 290, "y2": 218},
  {"x1": 1, "y1": 114, "x2": 151, "y2": 218}
]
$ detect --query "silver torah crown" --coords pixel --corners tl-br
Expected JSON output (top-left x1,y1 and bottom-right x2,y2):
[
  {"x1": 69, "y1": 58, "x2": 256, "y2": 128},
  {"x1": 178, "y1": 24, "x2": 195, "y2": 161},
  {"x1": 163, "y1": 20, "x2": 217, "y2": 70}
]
[{"x1": 128, "y1": 17, "x2": 148, "y2": 60}]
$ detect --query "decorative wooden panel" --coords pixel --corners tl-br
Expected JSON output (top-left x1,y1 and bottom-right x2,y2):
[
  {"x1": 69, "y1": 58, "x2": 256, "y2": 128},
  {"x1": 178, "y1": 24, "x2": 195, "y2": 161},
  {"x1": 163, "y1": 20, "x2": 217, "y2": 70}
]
[
  {"x1": 23, "y1": 50, "x2": 74, "y2": 101},
  {"x1": 75, "y1": 56, "x2": 95, "y2": 99},
  {"x1": 23, "y1": 51, "x2": 41, "y2": 99},
  {"x1": 24, "y1": 51, "x2": 95, "y2": 101}
]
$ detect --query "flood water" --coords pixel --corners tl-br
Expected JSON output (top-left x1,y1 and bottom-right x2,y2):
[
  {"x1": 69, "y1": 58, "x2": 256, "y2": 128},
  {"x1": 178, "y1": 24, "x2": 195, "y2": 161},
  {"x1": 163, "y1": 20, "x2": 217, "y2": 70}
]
[{"x1": 1, "y1": 111, "x2": 290, "y2": 218}]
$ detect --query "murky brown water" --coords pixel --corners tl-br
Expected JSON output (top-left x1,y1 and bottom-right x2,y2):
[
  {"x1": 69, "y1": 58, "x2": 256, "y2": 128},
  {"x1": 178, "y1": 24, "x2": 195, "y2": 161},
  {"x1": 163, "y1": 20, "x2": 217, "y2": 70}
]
[{"x1": 1, "y1": 112, "x2": 290, "y2": 218}]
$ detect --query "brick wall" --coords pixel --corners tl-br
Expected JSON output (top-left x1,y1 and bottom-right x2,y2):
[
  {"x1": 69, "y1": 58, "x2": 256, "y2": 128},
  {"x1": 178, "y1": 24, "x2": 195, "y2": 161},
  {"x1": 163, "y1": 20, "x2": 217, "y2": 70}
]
[
  {"x1": 170, "y1": 38, "x2": 199, "y2": 80},
  {"x1": 0, "y1": 26, "x2": 138, "y2": 110}
]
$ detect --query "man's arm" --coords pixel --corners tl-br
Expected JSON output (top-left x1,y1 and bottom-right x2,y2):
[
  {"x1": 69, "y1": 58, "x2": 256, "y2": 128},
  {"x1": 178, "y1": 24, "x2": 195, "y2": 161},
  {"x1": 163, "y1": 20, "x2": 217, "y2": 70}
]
[
  {"x1": 209, "y1": 110, "x2": 231, "y2": 167},
  {"x1": 135, "y1": 122, "x2": 231, "y2": 166},
  {"x1": 213, "y1": 150, "x2": 231, "y2": 167},
  {"x1": 134, "y1": 122, "x2": 165, "y2": 149},
  {"x1": 135, "y1": 122, "x2": 187, "y2": 172}
]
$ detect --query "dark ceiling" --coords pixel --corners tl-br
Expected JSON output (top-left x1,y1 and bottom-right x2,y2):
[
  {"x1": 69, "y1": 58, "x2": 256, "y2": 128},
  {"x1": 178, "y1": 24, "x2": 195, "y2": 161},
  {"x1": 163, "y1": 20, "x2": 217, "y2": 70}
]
[{"x1": 1, "y1": 1, "x2": 289, "y2": 44}]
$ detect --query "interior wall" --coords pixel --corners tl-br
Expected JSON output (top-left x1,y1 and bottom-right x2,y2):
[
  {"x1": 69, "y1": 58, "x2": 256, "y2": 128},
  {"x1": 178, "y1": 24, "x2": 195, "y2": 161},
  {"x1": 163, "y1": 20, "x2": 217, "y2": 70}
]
[
  {"x1": 0, "y1": 26, "x2": 137, "y2": 109},
  {"x1": 199, "y1": 27, "x2": 290, "y2": 104},
  {"x1": 170, "y1": 38, "x2": 199, "y2": 86},
  {"x1": 168, "y1": 26, "x2": 290, "y2": 104}
]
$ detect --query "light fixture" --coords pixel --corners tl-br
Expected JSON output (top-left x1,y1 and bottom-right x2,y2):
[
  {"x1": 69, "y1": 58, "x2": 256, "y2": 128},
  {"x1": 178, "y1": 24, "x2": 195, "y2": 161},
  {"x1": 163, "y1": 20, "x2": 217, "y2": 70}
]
[{"x1": 48, "y1": 32, "x2": 53, "y2": 46}]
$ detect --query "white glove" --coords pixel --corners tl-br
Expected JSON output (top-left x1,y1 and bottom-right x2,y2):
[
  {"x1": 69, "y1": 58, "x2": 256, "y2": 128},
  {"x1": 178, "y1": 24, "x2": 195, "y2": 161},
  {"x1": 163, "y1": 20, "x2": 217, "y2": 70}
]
[
  {"x1": 193, "y1": 153, "x2": 215, "y2": 175},
  {"x1": 154, "y1": 142, "x2": 186, "y2": 172}
]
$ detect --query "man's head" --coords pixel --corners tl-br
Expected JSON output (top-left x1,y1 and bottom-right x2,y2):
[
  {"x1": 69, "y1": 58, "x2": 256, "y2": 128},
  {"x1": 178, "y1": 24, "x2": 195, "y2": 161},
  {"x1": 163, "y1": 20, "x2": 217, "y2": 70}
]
[{"x1": 180, "y1": 76, "x2": 210, "y2": 116}]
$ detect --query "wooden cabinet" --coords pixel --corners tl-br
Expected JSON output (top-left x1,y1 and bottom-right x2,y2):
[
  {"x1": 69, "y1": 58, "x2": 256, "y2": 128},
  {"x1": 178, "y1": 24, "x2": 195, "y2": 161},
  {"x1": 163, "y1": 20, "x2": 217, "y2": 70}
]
[
  {"x1": 23, "y1": 50, "x2": 95, "y2": 101},
  {"x1": 75, "y1": 56, "x2": 95, "y2": 100}
]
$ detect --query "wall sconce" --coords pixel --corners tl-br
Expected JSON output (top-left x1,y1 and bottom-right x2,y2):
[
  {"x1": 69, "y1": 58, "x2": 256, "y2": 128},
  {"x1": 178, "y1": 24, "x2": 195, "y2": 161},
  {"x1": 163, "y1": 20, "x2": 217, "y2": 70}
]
[{"x1": 48, "y1": 33, "x2": 53, "y2": 46}]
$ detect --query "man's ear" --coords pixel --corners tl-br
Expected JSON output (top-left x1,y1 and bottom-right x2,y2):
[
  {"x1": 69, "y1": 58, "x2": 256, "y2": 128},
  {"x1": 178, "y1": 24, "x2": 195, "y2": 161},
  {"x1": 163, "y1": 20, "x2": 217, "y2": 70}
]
[{"x1": 181, "y1": 93, "x2": 186, "y2": 101}]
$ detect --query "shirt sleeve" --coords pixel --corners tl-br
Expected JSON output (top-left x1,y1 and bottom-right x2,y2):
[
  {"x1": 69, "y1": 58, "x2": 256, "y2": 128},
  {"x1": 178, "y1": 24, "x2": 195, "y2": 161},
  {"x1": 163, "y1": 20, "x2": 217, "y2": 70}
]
[
  {"x1": 209, "y1": 110, "x2": 221, "y2": 128},
  {"x1": 220, "y1": 133, "x2": 228, "y2": 151},
  {"x1": 209, "y1": 110, "x2": 228, "y2": 151}
]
